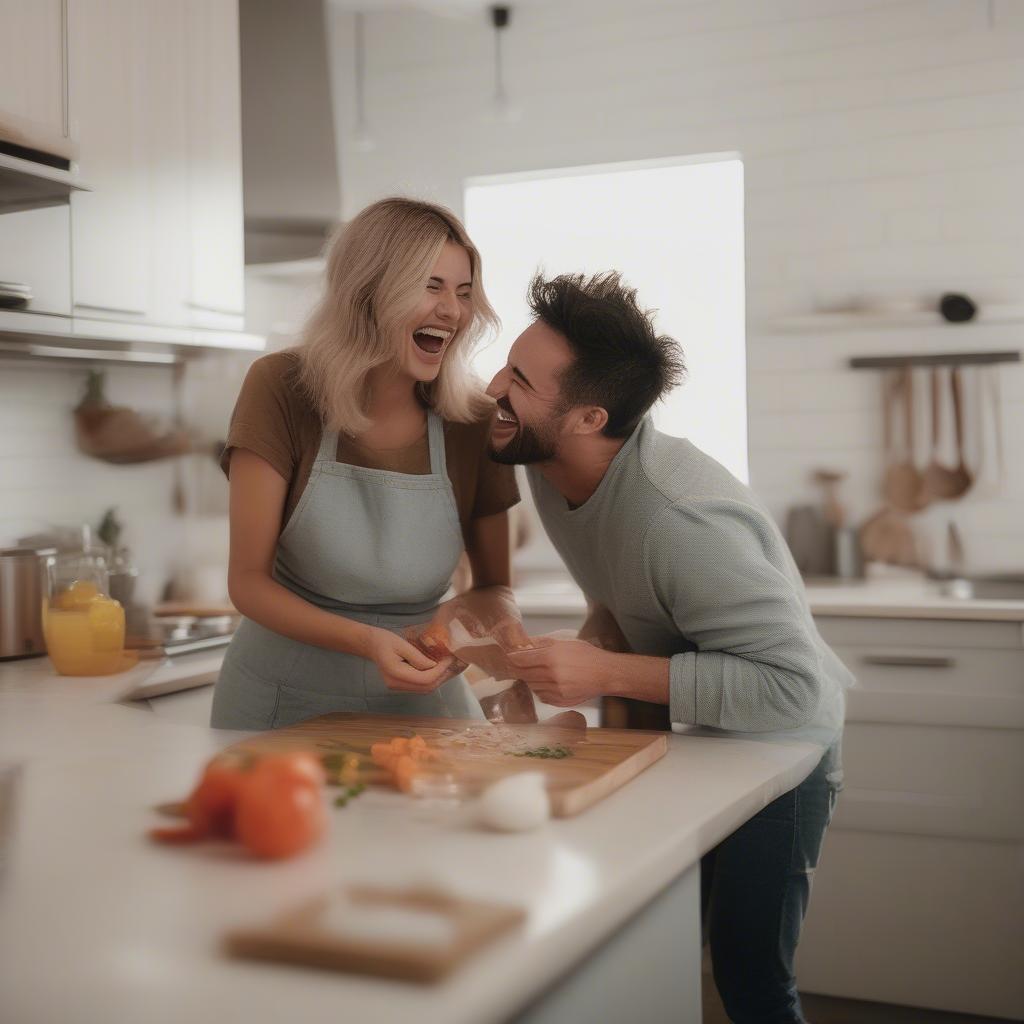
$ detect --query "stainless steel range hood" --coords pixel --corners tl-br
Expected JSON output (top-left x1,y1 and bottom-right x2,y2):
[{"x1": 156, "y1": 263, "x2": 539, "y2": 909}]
[{"x1": 239, "y1": 0, "x2": 342, "y2": 266}]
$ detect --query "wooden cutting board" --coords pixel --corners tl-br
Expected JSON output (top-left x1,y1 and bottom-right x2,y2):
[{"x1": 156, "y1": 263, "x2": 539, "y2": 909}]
[
  {"x1": 225, "y1": 885, "x2": 526, "y2": 984},
  {"x1": 226, "y1": 713, "x2": 667, "y2": 818}
]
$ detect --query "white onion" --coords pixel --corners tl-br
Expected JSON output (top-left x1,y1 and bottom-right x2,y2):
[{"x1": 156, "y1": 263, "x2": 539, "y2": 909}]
[{"x1": 477, "y1": 772, "x2": 550, "y2": 832}]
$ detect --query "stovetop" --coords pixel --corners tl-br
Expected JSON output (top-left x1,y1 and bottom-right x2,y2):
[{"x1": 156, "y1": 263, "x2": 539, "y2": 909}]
[{"x1": 128, "y1": 614, "x2": 237, "y2": 658}]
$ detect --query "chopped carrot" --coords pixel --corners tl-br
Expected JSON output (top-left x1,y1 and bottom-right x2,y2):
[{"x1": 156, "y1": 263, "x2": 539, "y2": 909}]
[
  {"x1": 370, "y1": 741, "x2": 394, "y2": 766},
  {"x1": 391, "y1": 755, "x2": 420, "y2": 793},
  {"x1": 369, "y1": 734, "x2": 439, "y2": 789},
  {"x1": 419, "y1": 624, "x2": 453, "y2": 658}
]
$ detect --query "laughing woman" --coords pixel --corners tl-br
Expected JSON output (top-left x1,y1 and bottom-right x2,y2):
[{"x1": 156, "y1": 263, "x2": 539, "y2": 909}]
[{"x1": 210, "y1": 198, "x2": 519, "y2": 730}]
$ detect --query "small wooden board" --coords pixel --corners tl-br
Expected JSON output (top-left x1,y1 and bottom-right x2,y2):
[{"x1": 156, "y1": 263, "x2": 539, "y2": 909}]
[
  {"x1": 227, "y1": 713, "x2": 668, "y2": 818},
  {"x1": 225, "y1": 885, "x2": 526, "y2": 984}
]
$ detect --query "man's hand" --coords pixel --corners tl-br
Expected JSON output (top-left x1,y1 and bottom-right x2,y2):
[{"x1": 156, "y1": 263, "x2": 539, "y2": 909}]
[{"x1": 506, "y1": 639, "x2": 617, "y2": 707}]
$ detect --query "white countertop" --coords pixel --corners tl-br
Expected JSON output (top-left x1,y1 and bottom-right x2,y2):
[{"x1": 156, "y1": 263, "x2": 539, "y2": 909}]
[
  {"x1": 802, "y1": 577, "x2": 1024, "y2": 622},
  {"x1": 514, "y1": 572, "x2": 1024, "y2": 622},
  {"x1": 0, "y1": 659, "x2": 820, "y2": 1024},
  {"x1": 0, "y1": 647, "x2": 225, "y2": 705}
]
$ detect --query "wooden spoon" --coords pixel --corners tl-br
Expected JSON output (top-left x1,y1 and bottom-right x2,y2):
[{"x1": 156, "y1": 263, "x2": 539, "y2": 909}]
[
  {"x1": 946, "y1": 366, "x2": 974, "y2": 499},
  {"x1": 859, "y1": 374, "x2": 919, "y2": 567},
  {"x1": 884, "y1": 368, "x2": 924, "y2": 512},
  {"x1": 918, "y1": 367, "x2": 962, "y2": 503}
]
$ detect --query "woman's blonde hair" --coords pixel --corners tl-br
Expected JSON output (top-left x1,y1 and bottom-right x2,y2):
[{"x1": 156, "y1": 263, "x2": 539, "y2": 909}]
[{"x1": 296, "y1": 197, "x2": 499, "y2": 435}]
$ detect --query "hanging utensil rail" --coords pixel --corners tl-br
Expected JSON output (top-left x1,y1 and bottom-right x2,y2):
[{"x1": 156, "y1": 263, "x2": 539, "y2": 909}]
[{"x1": 849, "y1": 351, "x2": 1019, "y2": 369}]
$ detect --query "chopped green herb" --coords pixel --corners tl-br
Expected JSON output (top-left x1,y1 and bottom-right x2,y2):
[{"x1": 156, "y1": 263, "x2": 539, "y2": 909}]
[
  {"x1": 334, "y1": 783, "x2": 367, "y2": 808},
  {"x1": 511, "y1": 745, "x2": 573, "y2": 760}
]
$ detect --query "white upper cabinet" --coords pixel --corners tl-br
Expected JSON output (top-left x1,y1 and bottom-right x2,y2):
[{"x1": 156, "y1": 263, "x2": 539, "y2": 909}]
[
  {"x1": 68, "y1": 0, "x2": 244, "y2": 329},
  {"x1": 68, "y1": 0, "x2": 151, "y2": 320},
  {"x1": 142, "y1": 0, "x2": 191, "y2": 329},
  {"x1": 0, "y1": 0, "x2": 250, "y2": 347},
  {"x1": 0, "y1": 0, "x2": 70, "y2": 157},
  {"x1": 184, "y1": 0, "x2": 245, "y2": 328}
]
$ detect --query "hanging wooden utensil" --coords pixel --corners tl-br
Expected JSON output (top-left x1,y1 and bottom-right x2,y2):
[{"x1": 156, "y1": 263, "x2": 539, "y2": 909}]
[
  {"x1": 860, "y1": 372, "x2": 919, "y2": 567},
  {"x1": 989, "y1": 365, "x2": 1005, "y2": 488},
  {"x1": 884, "y1": 367, "x2": 924, "y2": 512},
  {"x1": 946, "y1": 365, "x2": 973, "y2": 499},
  {"x1": 918, "y1": 366, "x2": 962, "y2": 503},
  {"x1": 171, "y1": 363, "x2": 187, "y2": 514}
]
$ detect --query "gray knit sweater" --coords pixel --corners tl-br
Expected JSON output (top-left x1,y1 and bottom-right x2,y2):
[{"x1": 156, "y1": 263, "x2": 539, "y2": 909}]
[{"x1": 527, "y1": 417, "x2": 854, "y2": 745}]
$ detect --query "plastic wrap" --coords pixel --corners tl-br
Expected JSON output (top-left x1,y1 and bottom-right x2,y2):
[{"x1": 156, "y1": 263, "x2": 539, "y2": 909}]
[{"x1": 404, "y1": 587, "x2": 537, "y2": 722}]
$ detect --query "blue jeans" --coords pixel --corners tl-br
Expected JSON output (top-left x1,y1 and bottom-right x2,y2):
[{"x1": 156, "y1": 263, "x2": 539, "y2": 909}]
[{"x1": 701, "y1": 741, "x2": 843, "y2": 1024}]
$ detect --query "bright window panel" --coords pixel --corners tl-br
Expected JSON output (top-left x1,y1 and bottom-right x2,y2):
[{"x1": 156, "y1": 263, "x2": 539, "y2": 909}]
[{"x1": 464, "y1": 154, "x2": 747, "y2": 483}]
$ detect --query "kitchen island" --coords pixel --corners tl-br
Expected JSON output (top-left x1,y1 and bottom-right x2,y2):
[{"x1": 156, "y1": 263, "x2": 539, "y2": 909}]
[{"x1": 0, "y1": 661, "x2": 821, "y2": 1024}]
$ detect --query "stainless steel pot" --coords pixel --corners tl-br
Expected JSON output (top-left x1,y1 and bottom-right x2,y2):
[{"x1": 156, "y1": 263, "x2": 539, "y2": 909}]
[{"x1": 0, "y1": 547, "x2": 56, "y2": 660}]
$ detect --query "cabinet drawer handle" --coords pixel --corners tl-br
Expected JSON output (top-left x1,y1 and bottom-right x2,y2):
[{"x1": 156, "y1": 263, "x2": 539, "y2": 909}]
[
  {"x1": 862, "y1": 655, "x2": 956, "y2": 669},
  {"x1": 74, "y1": 303, "x2": 147, "y2": 317}
]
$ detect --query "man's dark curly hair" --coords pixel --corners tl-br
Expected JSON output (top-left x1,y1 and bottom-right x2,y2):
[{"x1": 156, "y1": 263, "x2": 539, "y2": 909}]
[{"x1": 527, "y1": 270, "x2": 686, "y2": 438}]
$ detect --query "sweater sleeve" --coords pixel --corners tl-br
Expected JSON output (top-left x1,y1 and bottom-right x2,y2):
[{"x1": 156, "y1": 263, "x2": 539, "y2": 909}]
[{"x1": 643, "y1": 499, "x2": 825, "y2": 733}]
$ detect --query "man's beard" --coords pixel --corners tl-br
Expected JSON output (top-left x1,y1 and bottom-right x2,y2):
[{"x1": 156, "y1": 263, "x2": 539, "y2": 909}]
[{"x1": 489, "y1": 418, "x2": 559, "y2": 465}]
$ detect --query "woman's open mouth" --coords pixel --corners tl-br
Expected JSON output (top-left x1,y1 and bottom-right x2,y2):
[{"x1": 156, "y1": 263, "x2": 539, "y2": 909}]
[{"x1": 412, "y1": 325, "x2": 452, "y2": 361}]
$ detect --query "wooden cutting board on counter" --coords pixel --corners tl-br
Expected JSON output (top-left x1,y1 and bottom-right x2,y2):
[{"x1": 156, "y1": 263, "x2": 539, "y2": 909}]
[
  {"x1": 226, "y1": 713, "x2": 668, "y2": 818},
  {"x1": 225, "y1": 885, "x2": 526, "y2": 984}
]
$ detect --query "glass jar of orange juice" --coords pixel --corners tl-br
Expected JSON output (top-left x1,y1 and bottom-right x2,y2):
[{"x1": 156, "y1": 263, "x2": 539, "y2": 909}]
[{"x1": 43, "y1": 554, "x2": 128, "y2": 675}]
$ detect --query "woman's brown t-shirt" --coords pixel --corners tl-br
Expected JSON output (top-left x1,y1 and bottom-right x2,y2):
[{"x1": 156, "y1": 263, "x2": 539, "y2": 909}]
[{"x1": 220, "y1": 351, "x2": 520, "y2": 532}]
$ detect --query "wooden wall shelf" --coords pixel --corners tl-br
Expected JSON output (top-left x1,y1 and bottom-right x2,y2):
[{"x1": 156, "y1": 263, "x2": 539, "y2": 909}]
[{"x1": 766, "y1": 306, "x2": 1024, "y2": 333}]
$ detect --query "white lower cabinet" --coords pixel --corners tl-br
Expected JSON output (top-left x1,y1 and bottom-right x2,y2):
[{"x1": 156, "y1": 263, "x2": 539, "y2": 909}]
[
  {"x1": 798, "y1": 829, "x2": 1023, "y2": 1019},
  {"x1": 797, "y1": 615, "x2": 1024, "y2": 1019}
]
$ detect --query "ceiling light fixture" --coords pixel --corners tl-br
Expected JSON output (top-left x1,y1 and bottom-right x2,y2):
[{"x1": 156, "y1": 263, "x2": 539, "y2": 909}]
[{"x1": 488, "y1": 4, "x2": 520, "y2": 122}]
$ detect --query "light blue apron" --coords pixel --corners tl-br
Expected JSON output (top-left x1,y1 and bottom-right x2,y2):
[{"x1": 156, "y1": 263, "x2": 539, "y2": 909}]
[{"x1": 210, "y1": 411, "x2": 483, "y2": 729}]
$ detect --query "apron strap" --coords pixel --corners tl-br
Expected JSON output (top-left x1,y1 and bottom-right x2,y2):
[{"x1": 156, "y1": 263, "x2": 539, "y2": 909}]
[
  {"x1": 315, "y1": 425, "x2": 339, "y2": 465},
  {"x1": 426, "y1": 411, "x2": 447, "y2": 477}
]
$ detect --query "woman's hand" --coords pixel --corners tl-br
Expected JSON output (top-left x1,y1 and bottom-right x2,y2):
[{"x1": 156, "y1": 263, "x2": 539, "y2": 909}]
[{"x1": 365, "y1": 627, "x2": 454, "y2": 693}]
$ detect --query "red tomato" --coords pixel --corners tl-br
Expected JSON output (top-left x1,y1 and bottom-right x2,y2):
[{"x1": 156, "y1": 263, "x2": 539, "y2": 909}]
[
  {"x1": 149, "y1": 823, "x2": 207, "y2": 844},
  {"x1": 186, "y1": 757, "x2": 250, "y2": 837},
  {"x1": 250, "y1": 752, "x2": 326, "y2": 791},
  {"x1": 235, "y1": 773, "x2": 327, "y2": 860}
]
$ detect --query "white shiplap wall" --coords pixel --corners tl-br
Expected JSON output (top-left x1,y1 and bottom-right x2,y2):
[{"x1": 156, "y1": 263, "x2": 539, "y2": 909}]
[
  {"x1": 0, "y1": 357, "x2": 251, "y2": 604},
  {"x1": 0, "y1": 361, "x2": 181, "y2": 602},
  {"x1": 327, "y1": 0, "x2": 1024, "y2": 572}
]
